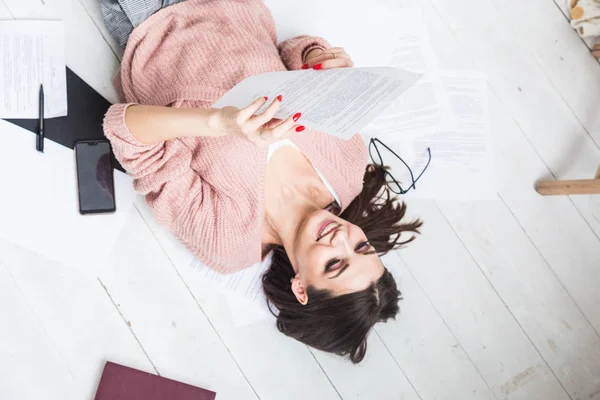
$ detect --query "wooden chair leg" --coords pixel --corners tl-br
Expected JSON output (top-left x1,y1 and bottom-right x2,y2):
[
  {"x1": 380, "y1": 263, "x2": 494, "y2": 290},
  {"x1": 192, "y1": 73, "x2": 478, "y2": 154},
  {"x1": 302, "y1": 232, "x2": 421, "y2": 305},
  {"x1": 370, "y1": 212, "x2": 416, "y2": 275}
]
[
  {"x1": 592, "y1": 43, "x2": 600, "y2": 58},
  {"x1": 535, "y1": 164, "x2": 600, "y2": 196}
]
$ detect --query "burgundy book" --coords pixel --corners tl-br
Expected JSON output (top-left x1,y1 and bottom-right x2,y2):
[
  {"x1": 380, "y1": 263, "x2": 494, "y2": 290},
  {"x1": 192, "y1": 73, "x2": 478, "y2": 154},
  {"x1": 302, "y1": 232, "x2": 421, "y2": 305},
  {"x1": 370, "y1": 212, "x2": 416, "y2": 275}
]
[{"x1": 94, "y1": 362, "x2": 217, "y2": 400}]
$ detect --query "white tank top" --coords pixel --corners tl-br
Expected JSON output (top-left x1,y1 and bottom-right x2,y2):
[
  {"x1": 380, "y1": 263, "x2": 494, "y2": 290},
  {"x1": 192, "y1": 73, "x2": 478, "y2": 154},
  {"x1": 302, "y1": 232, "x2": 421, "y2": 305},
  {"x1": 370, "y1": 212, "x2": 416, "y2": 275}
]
[{"x1": 267, "y1": 139, "x2": 342, "y2": 207}]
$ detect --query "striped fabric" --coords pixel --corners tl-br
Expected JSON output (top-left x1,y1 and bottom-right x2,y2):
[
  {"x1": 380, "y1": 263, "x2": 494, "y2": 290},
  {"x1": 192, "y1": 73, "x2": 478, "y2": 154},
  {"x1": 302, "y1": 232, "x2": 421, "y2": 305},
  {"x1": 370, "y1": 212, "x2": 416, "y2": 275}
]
[{"x1": 100, "y1": 0, "x2": 185, "y2": 47}]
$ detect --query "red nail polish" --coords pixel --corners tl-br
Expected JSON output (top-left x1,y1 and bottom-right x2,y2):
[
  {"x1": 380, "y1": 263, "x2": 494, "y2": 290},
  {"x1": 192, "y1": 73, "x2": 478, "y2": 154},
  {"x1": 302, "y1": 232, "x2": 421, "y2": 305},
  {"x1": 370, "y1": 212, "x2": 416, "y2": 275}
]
[
  {"x1": 263, "y1": 96, "x2": 268, "y2": 101},
  {"x1": 295, "y1": 126, "x2": 305, "y2": 132},
  {"x1": 301, "y1": 63, "x2": 308, "y2": 69},
  {"x1": 313, "y1": 63, "x2": 323, "y2": 70},
  {"x1": 293, "y1": 112, "x2": 302, "y2": 122},
  {"x1": 276, "y1": 95, "x2": 283, "y2": 102}
]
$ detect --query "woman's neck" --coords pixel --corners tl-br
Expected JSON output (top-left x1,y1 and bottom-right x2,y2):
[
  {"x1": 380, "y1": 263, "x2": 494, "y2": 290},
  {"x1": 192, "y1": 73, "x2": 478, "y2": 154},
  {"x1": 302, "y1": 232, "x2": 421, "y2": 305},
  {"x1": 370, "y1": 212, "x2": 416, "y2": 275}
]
[{"x1": 262, "y1": 146, "x2": 333, "y2": 248}]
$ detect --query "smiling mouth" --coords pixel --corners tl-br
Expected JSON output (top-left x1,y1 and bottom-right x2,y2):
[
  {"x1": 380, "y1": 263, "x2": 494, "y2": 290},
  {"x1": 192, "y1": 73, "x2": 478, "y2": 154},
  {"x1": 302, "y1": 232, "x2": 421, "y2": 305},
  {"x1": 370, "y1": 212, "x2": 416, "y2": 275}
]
[{"x1": 317, "y1": 220, "x2": 340, "y2": 241}]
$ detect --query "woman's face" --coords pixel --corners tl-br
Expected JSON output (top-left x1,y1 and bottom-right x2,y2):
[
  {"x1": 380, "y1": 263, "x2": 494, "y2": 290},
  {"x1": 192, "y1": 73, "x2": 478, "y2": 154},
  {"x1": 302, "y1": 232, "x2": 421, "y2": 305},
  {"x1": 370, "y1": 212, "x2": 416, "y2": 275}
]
[{"x1": 288, "y1": 209, "x2": 385, "y2": 304}]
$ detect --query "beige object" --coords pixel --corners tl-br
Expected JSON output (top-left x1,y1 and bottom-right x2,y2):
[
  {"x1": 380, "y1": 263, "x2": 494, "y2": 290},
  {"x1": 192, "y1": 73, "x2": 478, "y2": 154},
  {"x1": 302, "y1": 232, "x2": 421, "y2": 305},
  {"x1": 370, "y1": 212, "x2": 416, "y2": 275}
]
[
  {"x1": 569, "y1": 0, "x2": 600, "y2": 37},
  {"x1": 535, "y1": 164, "x2": 600, "y2": 195}
]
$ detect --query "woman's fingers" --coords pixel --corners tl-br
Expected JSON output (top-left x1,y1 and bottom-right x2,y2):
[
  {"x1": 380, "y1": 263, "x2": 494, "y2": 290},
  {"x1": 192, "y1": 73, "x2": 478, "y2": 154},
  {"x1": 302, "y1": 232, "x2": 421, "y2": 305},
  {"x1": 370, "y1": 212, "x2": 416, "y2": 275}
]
[
  {"x1": 304, "y1": 50, "x2": 353, "y2": 69},
  {"x1": 222, "y1": 95, "x2": 305, "y2": 146},
  {"x1": 249, "y1": 125, "x2": 273, "y2": 143},
  {"x1": 249, "y1": 114, "x2": 304, "y2": 146},
  {"x1": 313, "y1": 57, "x2": 354, "y2": 70},
  {"x1": 237, "y1": 96, "x2": 269, "y2": 121},
  {"x1": 262, "y1": 118, "x2": 285, "y2": 130},
  {"x1": 307, "y1": 52, "x2": 351, "y2": 67},
  {"x1": 309, "y1": 47, "x2": 346, "y2": 58},
  {"x1": 248, "y1": 95, "x2": 282, "y2": 129},
  {"x1": 268, "y1": 114, "x2": 300, "y2": 138}
]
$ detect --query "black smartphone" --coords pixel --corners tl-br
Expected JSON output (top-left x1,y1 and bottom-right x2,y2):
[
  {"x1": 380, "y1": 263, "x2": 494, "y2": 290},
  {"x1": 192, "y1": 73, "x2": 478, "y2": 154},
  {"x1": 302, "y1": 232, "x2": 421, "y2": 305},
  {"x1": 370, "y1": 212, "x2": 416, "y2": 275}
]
[{"x1": 74, "y1": 140, "x2": 116, "y2": 215}]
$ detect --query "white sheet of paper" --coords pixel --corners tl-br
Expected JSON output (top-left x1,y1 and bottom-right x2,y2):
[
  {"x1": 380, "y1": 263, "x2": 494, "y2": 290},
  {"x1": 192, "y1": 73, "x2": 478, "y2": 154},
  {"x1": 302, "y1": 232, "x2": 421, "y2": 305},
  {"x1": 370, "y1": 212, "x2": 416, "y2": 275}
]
[
  {"x1": 0, "y1": 21, "x2": 67, "y2": 118},
  {"x1": 212, "y1": 67, "x2": 420, "y2": 140},
  {"x1": 379, "y1": 72, "x2": 496, "y2": 200},
  {"x1": 268, "y1": 3, "x2": 454, "y2": 139},
  {"x1": 0, "y1": 120, "x2": 136, "y2": 273},
  {"x1": 360, "y1": 9, "x2": 455, "y2": 139},
  {"x1": 191, "y1": 257, "x2": 272, "y2": 319},
  {"x1": 225, "y1": 295, "x2": 274, "y2": 327}
]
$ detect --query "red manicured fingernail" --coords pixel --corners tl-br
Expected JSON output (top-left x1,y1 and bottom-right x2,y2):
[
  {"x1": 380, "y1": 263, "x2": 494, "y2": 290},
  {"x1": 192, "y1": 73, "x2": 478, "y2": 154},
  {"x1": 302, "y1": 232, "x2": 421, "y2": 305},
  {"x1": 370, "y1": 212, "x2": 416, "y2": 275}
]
[
  {"x1": 276, "y1": 95, "x2": 283, "y2": 102},
  {"x1": 301, "y1": 63, "x2": 308, "y2": 69},
  {"x1": 313, "y1": 63, "x2": 323, "y2": 70},
  {"x1": 263, "y1": 96, "x2": 268, "y2": 101},
  {"x1": 293, "y1": 112, "x2": 302, "y2": 122},
  {"x1": 295, "y1": 125, "x2": 305, "y2": 132}
]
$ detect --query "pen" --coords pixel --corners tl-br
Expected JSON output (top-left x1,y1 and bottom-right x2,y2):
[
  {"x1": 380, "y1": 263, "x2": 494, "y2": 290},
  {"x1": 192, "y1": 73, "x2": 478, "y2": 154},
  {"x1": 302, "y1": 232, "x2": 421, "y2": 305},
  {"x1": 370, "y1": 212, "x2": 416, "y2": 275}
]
[{"x1": 37, "y1": 84, "x2": 44, "y2": 153}]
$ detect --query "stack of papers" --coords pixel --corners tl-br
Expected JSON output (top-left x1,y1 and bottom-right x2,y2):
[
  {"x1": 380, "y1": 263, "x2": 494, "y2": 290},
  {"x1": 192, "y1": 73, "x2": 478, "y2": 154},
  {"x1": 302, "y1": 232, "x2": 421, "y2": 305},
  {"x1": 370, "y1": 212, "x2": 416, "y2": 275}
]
[
  {"x1": 360, "y1": 9, "x2": 454, "y2": 139},
  {"x1": 374, "y1": 72, "x2": 496, "y2": 200},
  {"x1": 357, "y1": 9, "x2": 496, "y2": 200}
]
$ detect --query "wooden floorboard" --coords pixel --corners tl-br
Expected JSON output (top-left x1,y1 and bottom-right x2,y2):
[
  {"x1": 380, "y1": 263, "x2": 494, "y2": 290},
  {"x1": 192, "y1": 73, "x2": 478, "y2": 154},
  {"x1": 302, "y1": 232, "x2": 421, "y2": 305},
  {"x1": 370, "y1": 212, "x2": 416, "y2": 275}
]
[
  {"x1": 398, "y1": 202, "x2": 571, "y2": 400},
  {"x1": 377, "y1": 252, "x2": 498, "y2": 400},
  {"x1": 438, "y1": 198, "x2": 600, "y2": 398},
  {"x1": 0, "y1": 237, "x2": 154, "y2": 400},
  {"x1": 78, "y1": 0, "x2": 123, "y2": 61},
  {"x1": 496, "y1": 0, "x2": 600, "y2": 148},
  {"x1": 0, "y1": 261, "x2": 79, "y2": 400}
]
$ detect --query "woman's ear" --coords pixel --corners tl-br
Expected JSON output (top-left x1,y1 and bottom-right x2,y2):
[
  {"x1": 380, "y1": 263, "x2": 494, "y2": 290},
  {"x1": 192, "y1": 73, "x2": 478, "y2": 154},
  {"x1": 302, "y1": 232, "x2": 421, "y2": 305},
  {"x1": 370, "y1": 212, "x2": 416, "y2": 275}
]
[{"x1": 291, "y1": 277, "x2": 308, "y2": 305}]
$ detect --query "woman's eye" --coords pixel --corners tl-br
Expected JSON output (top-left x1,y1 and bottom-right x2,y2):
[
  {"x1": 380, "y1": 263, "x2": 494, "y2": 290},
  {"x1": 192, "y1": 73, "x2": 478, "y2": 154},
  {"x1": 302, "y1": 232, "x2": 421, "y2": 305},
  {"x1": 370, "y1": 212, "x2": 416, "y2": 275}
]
[
  {"x1": 325, "y1": 259, "x2": 342, "y2": 272},
  {"x1": 356, "y1": 241, "x2": 371, "y2": 252}
]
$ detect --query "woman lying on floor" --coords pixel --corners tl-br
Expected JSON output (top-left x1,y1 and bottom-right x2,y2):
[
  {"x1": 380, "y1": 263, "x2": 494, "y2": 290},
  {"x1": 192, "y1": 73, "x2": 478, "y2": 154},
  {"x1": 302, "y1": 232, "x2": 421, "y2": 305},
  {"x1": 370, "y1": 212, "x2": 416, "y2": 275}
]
[{"x1": 101, "y1": 0, "x2": 421, "y2": 363}]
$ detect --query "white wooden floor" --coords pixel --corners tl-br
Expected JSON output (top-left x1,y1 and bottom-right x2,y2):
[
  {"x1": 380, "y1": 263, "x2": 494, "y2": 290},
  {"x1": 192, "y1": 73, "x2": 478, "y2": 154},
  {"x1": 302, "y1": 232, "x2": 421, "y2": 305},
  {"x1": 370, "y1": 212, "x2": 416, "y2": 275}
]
[{"x1": 1, "y1": 0, "x2": 600, "y2": 399}]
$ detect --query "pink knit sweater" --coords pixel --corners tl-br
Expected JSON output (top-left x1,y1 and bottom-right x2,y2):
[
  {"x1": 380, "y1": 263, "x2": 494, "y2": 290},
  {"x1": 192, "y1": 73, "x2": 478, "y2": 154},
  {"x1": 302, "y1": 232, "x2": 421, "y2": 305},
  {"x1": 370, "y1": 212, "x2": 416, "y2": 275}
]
[{"x1": 103, "y1": 0, "x2": 368, "y2": 273}]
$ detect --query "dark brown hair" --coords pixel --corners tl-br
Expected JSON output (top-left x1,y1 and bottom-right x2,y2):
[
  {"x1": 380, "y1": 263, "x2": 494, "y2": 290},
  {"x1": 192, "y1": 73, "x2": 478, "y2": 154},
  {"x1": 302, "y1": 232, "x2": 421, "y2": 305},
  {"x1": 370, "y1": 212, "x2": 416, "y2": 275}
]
[{"x1": 262, "y1": 164, "x2": 422, "y2": 363}]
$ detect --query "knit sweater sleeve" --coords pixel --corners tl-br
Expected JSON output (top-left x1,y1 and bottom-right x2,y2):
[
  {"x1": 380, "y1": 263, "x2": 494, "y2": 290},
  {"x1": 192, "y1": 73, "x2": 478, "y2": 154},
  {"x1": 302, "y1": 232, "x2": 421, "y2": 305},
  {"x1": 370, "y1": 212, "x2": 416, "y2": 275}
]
[
  {"x1": 103, "y1": 103, "x2": 214, "y2": 243},
  {"x1": 278, "y1": 35, "x2": 330, "y2": 70}
]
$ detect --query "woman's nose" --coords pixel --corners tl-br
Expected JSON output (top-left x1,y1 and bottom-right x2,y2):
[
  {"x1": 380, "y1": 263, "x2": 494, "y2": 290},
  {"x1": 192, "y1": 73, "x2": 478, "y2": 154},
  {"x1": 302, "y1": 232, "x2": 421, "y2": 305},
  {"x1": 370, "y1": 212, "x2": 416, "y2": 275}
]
[{"x1": 331, "y1": 228, "x2": 352, "y2": 251}]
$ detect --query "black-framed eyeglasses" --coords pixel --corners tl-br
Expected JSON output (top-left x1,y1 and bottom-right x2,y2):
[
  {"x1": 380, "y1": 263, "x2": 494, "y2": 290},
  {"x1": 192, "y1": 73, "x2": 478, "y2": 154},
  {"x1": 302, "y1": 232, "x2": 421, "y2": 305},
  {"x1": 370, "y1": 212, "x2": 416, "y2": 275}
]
[{"x1": 369, "y1": 138, "x2": 432, "y2": 195}]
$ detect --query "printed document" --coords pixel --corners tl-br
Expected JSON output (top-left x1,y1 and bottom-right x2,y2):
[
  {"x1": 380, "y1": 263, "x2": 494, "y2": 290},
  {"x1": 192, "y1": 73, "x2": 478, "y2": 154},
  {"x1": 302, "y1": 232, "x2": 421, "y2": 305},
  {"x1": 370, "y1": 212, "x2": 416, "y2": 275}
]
[
  {"x1": 360, "y1": 9, "x2": 455, "y2": 139},
  {"x1": 191, "y1": 257, "x2": 272, "y2": 321},
  {"x1": 382, "y1": 72, "x2": 496, "y2": 200},
  {"x1": 0, "y1": 20, "x2": 67, "y2": 118},
  {"x1": 212, "y1": 67, "x2": 420, "y2": 140}
]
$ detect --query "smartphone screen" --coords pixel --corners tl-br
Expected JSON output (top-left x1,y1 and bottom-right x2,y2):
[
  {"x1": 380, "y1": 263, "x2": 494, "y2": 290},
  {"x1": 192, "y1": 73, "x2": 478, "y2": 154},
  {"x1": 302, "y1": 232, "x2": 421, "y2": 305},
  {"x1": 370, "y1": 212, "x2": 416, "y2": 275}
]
[{"x1": 75, "y1": 140, "x2": 116, "y2": 215}]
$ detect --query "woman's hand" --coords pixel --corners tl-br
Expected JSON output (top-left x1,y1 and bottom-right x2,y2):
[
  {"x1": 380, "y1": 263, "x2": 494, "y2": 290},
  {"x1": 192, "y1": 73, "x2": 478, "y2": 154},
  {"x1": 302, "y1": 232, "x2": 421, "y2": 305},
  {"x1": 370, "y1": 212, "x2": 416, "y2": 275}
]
[
  {"x1": 302, "y1": 47, "x2": 354, "y2": 70},
  {"x1": 211, "y1": 96, "x2": 304, "y2": 147}
]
